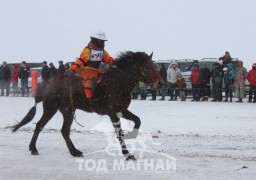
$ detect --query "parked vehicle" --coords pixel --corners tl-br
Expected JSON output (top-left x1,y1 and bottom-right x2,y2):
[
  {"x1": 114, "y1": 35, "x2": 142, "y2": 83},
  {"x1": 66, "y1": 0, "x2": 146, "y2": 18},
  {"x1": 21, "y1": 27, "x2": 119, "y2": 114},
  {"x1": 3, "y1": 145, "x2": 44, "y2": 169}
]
[{"x1": 154, "y1": 59, "x2": 176, "y2": 71}]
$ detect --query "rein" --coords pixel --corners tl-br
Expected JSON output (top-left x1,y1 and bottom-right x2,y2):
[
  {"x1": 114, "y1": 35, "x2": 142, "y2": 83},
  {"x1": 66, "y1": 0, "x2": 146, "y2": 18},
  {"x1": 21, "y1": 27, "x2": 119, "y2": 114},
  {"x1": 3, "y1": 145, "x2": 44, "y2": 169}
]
[
  {"x1": 69, "y1": 77, "x2": 85, "y2": 127},
  {"x1": 112, "y1": 66, "x2": 151, "y2": 85},
  {"x1": 116, "y1": 68, "x2": 140, "y2": 81}
]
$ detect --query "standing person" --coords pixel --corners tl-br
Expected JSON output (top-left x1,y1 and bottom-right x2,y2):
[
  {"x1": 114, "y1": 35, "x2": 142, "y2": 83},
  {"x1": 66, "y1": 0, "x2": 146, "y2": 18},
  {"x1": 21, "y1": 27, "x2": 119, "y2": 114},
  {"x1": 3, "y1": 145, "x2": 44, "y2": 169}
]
[
  {"x1": 57, "y1": 60, "x2": 66, "y2": 75},
  {"x1": 190, "y1": 64, "x2": 201, "y2": 101},
  {"x1": 64, "y1": 63, "x2": 70, "y2": 71},
  {"x1": 41, "y1": 61, "x2": 50, "y2": 86},
  {"x1": 139, "y1": 82, "x2": 147, "y2": 100},
  {"x1": 131, "y1": 83, "x2": 140, "y2": 100},
  {"x1": 223, "y1": 63, "x2": 235, "y2": 102},
  {"x1": 247, "y1": 63, "x2": 256, "y2": 103},
  {"x1": 158, "y1": 64, "x2": 167, "y2": 100},
  {"x1": 211, "y1": 62, "x2": 224, "y2": 102},
  {"x1": 234, "y1": 61, "x2": 248, "y2": 102},
  {"x1": 0, "y1": 61, "x2": 11, "y2": 96},
  {"x1": 11, "y1": 64, "x2": 19, "y2": 96},
  {"x1": 177, "y1": 73, "x2": 186, "y2": 101},
  {"x1": 49, "y1": 62, "x2": 57, "y2": 79},
  {"x1": 219, "y1": 51, "x2": 232, "y2": 67},
  {"x1": 200, "y1": 63, "x2": 211, "y2": 101},
  {"x1": 67, "y1": 30, "x2": 117, "y2": 99},
  {"x1": 19, "y1": 61, "x2": 30, "y2": 97},
  {"x1": 167, "y1": 62, "x2": 181, "y2": 101}
]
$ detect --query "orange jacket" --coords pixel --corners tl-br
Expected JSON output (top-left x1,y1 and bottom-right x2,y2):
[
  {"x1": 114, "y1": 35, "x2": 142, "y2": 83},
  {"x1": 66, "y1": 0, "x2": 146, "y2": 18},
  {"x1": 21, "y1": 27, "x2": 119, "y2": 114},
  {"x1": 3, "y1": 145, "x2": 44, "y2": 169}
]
[{"x1": 70, "y1": 47, "x2": 114, "y2": 73}]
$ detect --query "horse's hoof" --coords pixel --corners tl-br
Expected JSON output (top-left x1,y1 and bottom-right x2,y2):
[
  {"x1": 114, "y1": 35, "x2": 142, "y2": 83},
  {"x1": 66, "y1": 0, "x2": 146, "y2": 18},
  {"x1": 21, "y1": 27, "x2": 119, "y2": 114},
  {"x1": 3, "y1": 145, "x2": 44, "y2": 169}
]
[
  {"x1": 31, "y1": 151, "x2": 39, "y2": 155},
  {"x1": 71, "y1": 150, "x2": 84, "y2": 157},
  {"x1": 75, "y1": 153, "x2": 84, "y2": 157},
  {"x1": 126, "y1": 155, "x2": 136, "y2": 161}
]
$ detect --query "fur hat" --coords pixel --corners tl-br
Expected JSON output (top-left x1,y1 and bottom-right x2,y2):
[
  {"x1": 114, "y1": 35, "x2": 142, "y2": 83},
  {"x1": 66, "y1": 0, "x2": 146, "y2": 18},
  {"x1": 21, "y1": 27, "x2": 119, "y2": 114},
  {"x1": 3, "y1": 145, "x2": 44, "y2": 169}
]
[
  {"x1": 171, "y1": 61, "x2": 178, "y2": 66},
  {"x1": 177, "y1": 73, "x2": 183, "y2": 79}
]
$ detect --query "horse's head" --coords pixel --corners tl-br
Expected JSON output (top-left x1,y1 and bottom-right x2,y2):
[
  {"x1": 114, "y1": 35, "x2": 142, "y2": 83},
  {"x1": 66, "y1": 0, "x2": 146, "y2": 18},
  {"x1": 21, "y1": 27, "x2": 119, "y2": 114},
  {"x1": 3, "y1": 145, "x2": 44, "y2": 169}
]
[
  {"x1": 116, "y1": 51, "x2": 163, "y2": 89},
  {"x1": 138, "y1": 52, "x2": 163, "y2": 89}
]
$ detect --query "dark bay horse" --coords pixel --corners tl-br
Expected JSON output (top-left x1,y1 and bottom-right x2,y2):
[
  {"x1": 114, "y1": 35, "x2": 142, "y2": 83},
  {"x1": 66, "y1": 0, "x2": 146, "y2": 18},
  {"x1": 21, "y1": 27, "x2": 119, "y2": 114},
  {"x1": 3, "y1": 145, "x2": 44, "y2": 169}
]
[{"x1": 12, "y1": 51, "x2": 162, "y2": 160}]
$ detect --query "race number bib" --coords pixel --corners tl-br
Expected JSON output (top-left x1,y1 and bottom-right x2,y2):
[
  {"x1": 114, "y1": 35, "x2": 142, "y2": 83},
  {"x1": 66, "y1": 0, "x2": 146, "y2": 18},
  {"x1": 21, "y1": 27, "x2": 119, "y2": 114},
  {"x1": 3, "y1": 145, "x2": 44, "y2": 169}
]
[{"x1": 90, "y1": 49, "x2": 103, "y2": 61}]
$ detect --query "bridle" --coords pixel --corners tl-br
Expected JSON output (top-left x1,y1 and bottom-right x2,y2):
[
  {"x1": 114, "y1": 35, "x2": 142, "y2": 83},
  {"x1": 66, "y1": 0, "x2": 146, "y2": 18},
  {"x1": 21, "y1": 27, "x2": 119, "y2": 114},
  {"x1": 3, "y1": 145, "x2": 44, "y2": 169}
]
[{"x1": 139, "y1": 66, "x2": 154, "y2": 86}]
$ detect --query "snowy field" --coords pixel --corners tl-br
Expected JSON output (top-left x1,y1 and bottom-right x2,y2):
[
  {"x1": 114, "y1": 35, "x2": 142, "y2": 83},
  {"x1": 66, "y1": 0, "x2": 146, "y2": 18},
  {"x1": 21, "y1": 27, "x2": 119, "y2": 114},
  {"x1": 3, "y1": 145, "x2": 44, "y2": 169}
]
[{"x1": 0, "y1": 96, "x2": 256, "y2": 180}]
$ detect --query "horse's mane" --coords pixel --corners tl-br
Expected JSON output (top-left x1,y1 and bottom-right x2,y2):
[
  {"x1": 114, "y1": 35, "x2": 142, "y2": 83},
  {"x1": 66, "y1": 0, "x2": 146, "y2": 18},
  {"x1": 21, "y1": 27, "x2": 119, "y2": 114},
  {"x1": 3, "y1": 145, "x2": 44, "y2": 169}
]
[{"x1": 114, "y1": 51, "x2": 148, "y2": 70}]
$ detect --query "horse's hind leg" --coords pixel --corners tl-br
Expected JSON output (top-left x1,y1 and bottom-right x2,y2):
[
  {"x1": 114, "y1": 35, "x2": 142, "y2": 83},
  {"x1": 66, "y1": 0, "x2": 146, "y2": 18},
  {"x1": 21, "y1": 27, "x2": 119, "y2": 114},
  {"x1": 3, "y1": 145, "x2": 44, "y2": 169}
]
[
  {"x1": 29, "y1": 108, "x2": 57, "y2": 155},
  {"x1": 60, "y1": 109, "x2": 83, "y2": 157},
  {"x1": 122, "y1": 110, "x2": 141, "y2": 139}
]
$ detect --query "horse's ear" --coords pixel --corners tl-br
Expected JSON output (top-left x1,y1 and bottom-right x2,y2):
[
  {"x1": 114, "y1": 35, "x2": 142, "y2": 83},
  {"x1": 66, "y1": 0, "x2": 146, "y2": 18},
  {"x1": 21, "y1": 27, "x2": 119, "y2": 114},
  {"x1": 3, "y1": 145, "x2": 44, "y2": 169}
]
[{"x1": 149, "y1": 52, "x2": 153, "y2": 60}]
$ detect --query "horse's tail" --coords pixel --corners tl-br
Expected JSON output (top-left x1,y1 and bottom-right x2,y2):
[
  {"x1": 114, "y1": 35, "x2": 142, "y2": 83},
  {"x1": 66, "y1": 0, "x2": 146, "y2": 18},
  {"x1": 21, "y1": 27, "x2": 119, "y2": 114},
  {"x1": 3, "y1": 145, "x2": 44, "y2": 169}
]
[{"x1": 12, "y1": 84, "x2": 43, "y2": 132}]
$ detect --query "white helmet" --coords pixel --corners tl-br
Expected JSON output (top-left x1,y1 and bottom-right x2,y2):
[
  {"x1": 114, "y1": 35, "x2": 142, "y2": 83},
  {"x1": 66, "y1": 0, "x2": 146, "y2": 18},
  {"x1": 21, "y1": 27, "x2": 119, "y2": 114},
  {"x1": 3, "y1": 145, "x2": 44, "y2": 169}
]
[{"x1": 90, "y1": 30, "x2": 108, "y2": 41}]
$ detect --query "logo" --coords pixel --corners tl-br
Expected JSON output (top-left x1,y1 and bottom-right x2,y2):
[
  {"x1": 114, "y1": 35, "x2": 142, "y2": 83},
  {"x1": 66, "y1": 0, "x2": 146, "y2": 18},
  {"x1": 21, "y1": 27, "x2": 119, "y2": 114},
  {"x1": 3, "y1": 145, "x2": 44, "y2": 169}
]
[{"x1": 76, "y1": 119, "x2": 176, "y2": 173}]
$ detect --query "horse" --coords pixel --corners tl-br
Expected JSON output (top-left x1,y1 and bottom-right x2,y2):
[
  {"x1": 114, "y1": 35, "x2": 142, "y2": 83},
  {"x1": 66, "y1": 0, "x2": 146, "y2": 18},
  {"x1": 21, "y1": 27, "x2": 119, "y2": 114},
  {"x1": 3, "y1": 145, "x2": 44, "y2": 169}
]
[{"x1": 12, "y1": 51, "x2": 163, "y2": 160}]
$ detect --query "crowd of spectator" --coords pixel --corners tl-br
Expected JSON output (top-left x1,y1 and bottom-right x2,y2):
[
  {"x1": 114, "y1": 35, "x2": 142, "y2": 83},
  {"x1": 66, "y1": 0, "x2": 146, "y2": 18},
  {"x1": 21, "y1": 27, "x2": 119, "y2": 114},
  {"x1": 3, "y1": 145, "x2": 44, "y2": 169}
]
[
  {"x1": 0, "y1": 60, "x2": 70, "y2": 97},
  {"x1": 132, "y1": 51, "x2": 256, "y2": 103},
  {"x1": 1, "y1": 52, "x2": 256, "y2": 103}
]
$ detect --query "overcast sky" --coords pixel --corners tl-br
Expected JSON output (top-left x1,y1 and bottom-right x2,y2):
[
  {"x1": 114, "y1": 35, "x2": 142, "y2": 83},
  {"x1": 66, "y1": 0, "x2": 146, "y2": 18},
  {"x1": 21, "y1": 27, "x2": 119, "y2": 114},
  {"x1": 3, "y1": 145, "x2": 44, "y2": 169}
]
[{"x1": 1, "y1": 0, "x2": 255, "y2": 68}]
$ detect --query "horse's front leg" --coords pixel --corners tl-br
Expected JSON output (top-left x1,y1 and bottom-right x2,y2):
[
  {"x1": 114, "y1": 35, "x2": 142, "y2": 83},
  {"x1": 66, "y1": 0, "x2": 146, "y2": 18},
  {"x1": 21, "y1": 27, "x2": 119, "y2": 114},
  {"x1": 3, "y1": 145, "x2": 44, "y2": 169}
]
[
  {"x1": 122, "y1": 110, "x2": 141, "y2": 139},
  {"x1": 109, "y1": 113, "x2": 136, "y2": 160}
]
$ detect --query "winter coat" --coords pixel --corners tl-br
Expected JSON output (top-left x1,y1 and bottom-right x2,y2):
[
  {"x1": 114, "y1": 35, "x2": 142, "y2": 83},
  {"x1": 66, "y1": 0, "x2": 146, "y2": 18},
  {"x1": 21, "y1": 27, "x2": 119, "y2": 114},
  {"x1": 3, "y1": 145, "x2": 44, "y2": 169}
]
[
  {"x1": 211, "y1": 67, "x2": 224, "y2": 84},
  {"x1": 58, "y1": 65, "x2": 66, "y2": 75},
  {"x1": 167, "y1": 67, "x2": 181, "y2": 83},
  {"x1": 235, "y1": 66, "x2": 247, "y2": 83},
  {"x1": 200, "y1": 68, "x2": 211, "y2": 84},
  {"x1": 11, "y1": 64, "x2": 19, "y2": 84},
  {"x1": 19, "y1": 66, "x2": 30, "y2": 79},
  {"x1": 190, "y1": 69, "x2": 201, "y2": 85},
  {"x1": 224, "y1": 63, "x2": 235, "y2": 84},
  {"x1": 139, "y1": 82, "x2": 147, "y2": 89},
  {"x1": 132, "y1": 83, "x2": 140, "y2": 94},
  {"x1": 49, "y1": 66, "x2": 57, "y2": 78},
  {"x1": 70, "y1": 44, "x2": 114, "y2": 72},
  {"x1": 247, "y1": 69, "x2": 256, "y2": 86},
  {"x1": 41, "y1": 66, "x2": 50, "y2": 80},
  {"x1": 177, "y1": 77, "x2": 186, "y2": 90},
  {"x1": 159, "y1": 66, "x2": 167, "y2": 81},
  {"x1": 0, "y1": 65, "x2": 11, "y2": 81}
]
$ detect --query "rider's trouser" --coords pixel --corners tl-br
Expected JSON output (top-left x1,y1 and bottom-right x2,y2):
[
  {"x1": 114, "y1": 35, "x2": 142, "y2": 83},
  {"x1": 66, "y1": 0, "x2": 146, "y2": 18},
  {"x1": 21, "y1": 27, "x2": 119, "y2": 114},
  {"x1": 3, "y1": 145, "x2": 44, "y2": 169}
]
[{"x1": 79, "y1": 67, "x2": 102, "y2": 98}]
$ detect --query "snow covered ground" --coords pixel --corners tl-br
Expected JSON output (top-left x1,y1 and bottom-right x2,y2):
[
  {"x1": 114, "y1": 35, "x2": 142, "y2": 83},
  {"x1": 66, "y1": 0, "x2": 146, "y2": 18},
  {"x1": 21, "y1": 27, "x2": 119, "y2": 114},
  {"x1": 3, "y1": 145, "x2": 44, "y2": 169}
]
[{"x1": 0, "y1": 96, "x2": 256, "y2": 179}]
